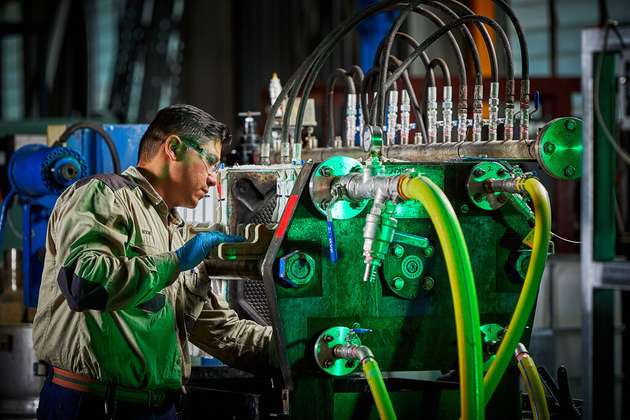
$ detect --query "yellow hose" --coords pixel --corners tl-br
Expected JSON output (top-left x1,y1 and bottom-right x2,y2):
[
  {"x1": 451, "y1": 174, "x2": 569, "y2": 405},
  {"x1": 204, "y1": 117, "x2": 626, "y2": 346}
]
[
  {"x1": 399, "y1": 175, "x2": 484, "y2": 420},
  {"x1": 362, "y1": 357, "x2": 397, "y2": 420},
  {"x1": 484, "y1": 178, "x2": 552, "y2": 403},
  {"x1": 515, "y1": 344, "x2": 550, "y2": 420}
]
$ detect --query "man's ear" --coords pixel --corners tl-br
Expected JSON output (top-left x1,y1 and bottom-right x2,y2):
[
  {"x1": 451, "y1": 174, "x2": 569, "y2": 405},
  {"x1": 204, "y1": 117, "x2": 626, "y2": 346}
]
[{"x1": 165, "y1": 135, "x2": 183, "y2": 161}]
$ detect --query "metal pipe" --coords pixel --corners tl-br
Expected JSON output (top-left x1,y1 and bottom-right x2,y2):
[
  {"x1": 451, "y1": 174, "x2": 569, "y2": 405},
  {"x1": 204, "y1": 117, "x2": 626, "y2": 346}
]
[{"x1": 271, "y1": 140, "x2": 537, "y2": 163}]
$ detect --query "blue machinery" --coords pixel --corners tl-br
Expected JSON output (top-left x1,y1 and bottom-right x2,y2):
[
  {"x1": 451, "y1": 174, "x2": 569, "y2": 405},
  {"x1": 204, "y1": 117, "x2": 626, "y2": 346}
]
[{"x1": 0, "y1": 124, "x2": 147, "y2": 307}]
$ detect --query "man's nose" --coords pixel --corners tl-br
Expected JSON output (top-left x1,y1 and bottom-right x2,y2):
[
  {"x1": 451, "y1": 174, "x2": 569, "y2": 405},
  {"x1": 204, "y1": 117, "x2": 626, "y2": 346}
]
[{"x1": 207, "y1": 173, "x2": 217, "y2": 187}]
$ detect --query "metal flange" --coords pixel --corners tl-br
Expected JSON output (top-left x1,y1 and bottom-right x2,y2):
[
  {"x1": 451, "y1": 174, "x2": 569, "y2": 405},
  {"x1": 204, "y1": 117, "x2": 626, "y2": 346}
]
[
  {"x1": 535, "y1": 117, "x2": 583, "y2": 180},
  {"x1": 466, "y1": 162, "x2": 513, "y2": 210},
  {"x1": 309, "y1": 156, "x2": 368, "y2": 220},
  {"x1": 314, "y1": 326, "x2": 361, "y2": 376}
]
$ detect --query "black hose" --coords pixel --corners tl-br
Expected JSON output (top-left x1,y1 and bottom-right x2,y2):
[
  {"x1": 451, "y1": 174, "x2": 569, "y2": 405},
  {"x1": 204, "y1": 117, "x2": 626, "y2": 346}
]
[
  {"x1": 426, "y1": 0, "x2": 494, "y2": 83},
  {"x1": 493, "y1": 0, "x2": 528, "y2": 79},
  {"x1": 347, "y1": 65, "x2": 365, "y2": 93},
  {"x1": 326, "y1": 68, "x2": 356, "y2": 146},
  {"x1": 53, "y1": 122, "x2": 122, "y2": 174},
  {"x1": 376, "y1": 6, "x2": 415, "y2": 126},
  {"x1": 364, "y1": 57, "x2": 426, "y2": 144},
  {"x1": 377, "y1": 5, "x2": 469, "y2": 125},
  {"x1": 284, "y1": 2, "x2": 518, "y2": 155},
  {"x1": 372, "y1": 32, "x2": 431, "y2": 136},
  {"x1": 269, "y1": 0, "x2": 402, "y2": 147},
  {"x1": 277, "y1": 1, "x2": 406, "y2": 148},
  {"x1": 385, "y1": 15, "x2": 513, "y2": 92},
  {"x1": 414, "y1": 5, "x2": 468, "y2": 84},
  {"x1": 427, "y1": 58, "x2": 451, "y2": 86},
  {"x1": 390, "y1": 55, "x2": 426, "y2": 142},
  {"x1": 374, "y1": 32, "x2": 434, "y2": 87}
]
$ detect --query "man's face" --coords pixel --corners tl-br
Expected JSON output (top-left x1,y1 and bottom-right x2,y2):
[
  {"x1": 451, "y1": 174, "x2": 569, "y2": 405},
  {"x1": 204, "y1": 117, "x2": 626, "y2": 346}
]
[{"x1": 170, "y1": 136, "x2": 221, "y2": 208}]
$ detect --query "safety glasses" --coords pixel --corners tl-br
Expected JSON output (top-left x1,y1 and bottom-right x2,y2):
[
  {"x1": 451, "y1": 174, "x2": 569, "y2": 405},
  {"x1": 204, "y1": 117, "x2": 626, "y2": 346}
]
[{"x1": 179, "y1": 136, "x2": 221, "y2": 174}]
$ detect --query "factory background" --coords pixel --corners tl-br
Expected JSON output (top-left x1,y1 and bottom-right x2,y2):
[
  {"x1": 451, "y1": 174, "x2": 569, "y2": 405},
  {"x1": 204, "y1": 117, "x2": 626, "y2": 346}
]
[{"x1": 1, "y1": 0, "x2": 630, "y2": 419}]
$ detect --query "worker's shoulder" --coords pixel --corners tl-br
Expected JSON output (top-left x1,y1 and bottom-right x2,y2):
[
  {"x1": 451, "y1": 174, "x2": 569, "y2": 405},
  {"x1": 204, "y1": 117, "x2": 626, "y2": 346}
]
[
  {"x1": 74, "y1": 173, "x2": 137, "y2": 193},
  {"x1": 56, "y1": 173, "x2": 139, "y2": 208}
]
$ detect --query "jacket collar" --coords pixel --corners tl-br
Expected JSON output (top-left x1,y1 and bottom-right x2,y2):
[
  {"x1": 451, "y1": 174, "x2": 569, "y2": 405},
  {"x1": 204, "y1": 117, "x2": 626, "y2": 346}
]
[{"x1": 122, "y1": 166, "x2": 184, "y2": 227}]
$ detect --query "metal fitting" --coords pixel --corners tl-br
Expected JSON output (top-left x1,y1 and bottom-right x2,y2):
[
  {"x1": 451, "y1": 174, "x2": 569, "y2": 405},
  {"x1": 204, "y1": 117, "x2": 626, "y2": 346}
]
[
  {"x1": 442, "y1": 85, "x2": 453, "y2": 143},
  {"x1": 488, "y1": 82, "x2": 500, "y2": 142},
  {"x1": 504, "y1": 80, "x2": 515, "y2": 141},
  {"x1": 400, "y1": 90, "x2": 411, "y2": 145},
  {"x1": 427, "y1": 86, "x2": 438, "y2": 144},
  {"x1": 486, "y1": 177, "x2": 528, "y2": 194},
  {"x1": 472, "y1": 84, "x2": 483, "y2": 142},
  {"x1": 333, "y1": 344, "x2": 375, "y2": 363},
  {"x1": 345, "y1": 93, "x2": 357, "y2": 148},
  {"x1": 338, "y1": 173, "x2": 401, "y2": 202},
  {"x1": 519, "y1": 79, "x2": 531, "y2": 141},
  {"x1": 457, "y1": 85, "x2": 468, "y2": 142},
  {"x1": 386, "y1": 90, "x2": 399, "y2": 146}
]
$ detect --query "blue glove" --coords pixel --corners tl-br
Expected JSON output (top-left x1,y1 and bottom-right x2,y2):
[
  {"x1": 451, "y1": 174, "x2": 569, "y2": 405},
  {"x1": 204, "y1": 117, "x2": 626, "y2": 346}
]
[{"x1": 176, "y1": 232, "x2": 244, "y2": 272}]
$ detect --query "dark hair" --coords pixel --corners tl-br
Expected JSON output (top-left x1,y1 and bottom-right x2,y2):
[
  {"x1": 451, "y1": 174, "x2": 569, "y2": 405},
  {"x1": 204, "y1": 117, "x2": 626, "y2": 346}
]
[{"x1": 137, "y1": 104, "x2": 231, "y2": 162}]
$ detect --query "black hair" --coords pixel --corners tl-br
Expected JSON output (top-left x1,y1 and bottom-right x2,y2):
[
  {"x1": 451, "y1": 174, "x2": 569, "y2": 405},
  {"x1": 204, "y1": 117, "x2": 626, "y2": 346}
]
[{"x1": 137, "y1": 104, "x2": 231, "y2": 162}]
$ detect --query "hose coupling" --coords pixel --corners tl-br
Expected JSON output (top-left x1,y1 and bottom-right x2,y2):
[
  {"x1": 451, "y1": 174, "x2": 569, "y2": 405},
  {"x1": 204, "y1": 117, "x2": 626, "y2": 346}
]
[
  {"x1": 485, "y1": 177, "x2": 529, "y2": 194},
  {"x1": 514, "y1": 342, "x2": 529, "y2": 361},
  {"x1": 333, "y1": 344, "x2": 375, "y2": 363}
]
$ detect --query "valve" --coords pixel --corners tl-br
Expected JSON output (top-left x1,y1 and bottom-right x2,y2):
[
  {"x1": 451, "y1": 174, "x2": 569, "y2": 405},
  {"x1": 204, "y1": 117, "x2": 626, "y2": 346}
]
[{"x1": 362, "y1": 195, "x2": 397, "y2": 282}]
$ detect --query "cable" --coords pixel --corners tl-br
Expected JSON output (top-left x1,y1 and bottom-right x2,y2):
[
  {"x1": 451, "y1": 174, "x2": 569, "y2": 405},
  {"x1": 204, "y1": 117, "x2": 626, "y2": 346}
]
[
  {"x1": 53, "y1": 122, "x2": 122, "y2": 174},
  {"x1": 390, "y1": 55, "x2": 426, "y2": 142},
  {"x1": 365, "y1": 58, "x2": 425, "y2": 139},
  {"x1": 348, "y1": 65, "x2": 365, "y2": 90},
  {"x1": 377, "y1": 4, "x2": 469, "y2": 126},
  {"x1": 493, "y1": 0, "x2": 528, "y2": 80},
  {"x1": 427, "y1": 58, "x2": 451, "y2": 86},
  {"x1": 374, "y1": 32, "x2": 435, "y2": 87},
  {"x1": 325, "y1": 68, "x2": 356, "y2": 146},
  {"x1": 371, "y1": 33, "x2": 429, "y2": 141},
  {"x1": 551, "y1": 231, "x2": 581, "y2": 245},
  {"x1": 271, "y1": 0, "x2": 403, "y2": 148},
  {"x1": 376, "y1": 5, "x2": 415, "y2": 126},
  {"x1": 427, "y1": 0, "x2": 497, "y2": 83},
  {"x1": 385, "y1": 15, "x2": 513, "y2": 92}
]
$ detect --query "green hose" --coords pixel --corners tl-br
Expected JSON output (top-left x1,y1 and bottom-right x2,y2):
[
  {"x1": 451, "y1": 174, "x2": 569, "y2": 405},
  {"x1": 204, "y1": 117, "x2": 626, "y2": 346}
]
[
  {"x1": 399, "y1": 175, "x2": 485, "y2": 420},
  {"x1": 515, "y1": 344, "x2": 550, "y2": 420},
  {"x1": 484, "y1": 178, "x2": 552, "y2": 403},
  {"x1": 362, "y1": 357, "x2": 397, "y2": 420}
]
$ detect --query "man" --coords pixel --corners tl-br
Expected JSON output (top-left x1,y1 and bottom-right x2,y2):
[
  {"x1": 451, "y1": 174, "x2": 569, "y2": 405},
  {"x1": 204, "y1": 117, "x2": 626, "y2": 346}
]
[{"x1": 33, "y1": 105, "x2": 272, "y2": 419}]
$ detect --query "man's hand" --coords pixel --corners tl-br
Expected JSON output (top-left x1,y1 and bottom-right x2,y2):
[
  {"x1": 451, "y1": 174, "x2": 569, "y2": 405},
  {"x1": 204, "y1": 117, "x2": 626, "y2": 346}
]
[{"x1": 176, "y1": 232, "x2": 244, "y2": 272}]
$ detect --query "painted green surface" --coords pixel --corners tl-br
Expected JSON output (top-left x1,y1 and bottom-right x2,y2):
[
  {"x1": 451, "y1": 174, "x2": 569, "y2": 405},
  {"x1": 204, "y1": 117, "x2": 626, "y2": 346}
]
[
  {"x1": 275, "y1": 163, "x2": 534, "y2": 419},
  {"x1": 594, "y1": 53, "x2": 617, "y2": 261},
  {"x1": 537, "y1": 117, "x2": 583, "y2": 180}
]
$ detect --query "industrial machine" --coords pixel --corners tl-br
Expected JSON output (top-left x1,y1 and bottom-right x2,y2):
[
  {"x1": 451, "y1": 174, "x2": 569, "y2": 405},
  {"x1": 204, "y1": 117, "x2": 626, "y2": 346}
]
[
  {"x1": 201, "y1": 1, "x2": 583, "y2": 419},
  {"x1": 0, "y1": 1, "x2": 588, "y2": 419}
]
